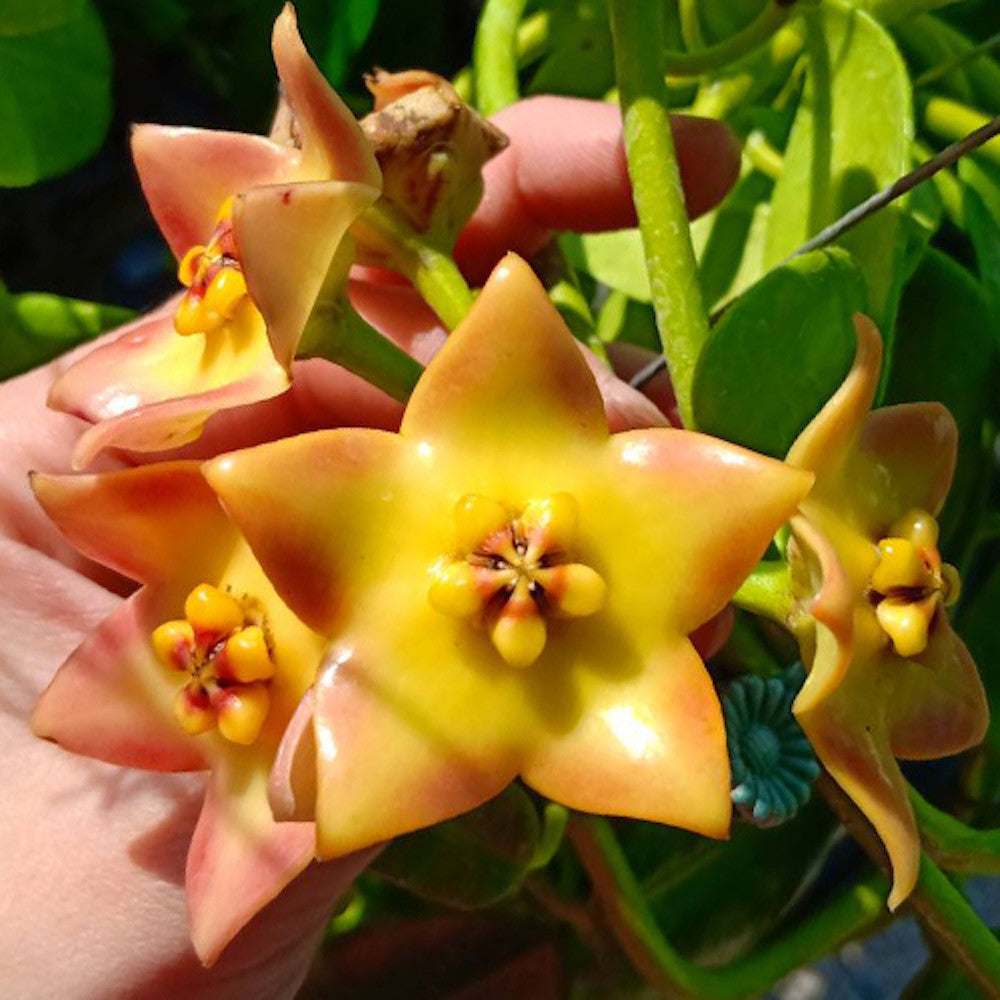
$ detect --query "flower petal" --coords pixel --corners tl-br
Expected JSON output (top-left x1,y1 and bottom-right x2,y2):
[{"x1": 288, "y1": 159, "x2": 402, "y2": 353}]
[
  {"x1": 595, "y1": 429, "x2": 813, "y2": 634},
  {"x1": 187, "y1": 754, "x2": 366, "y2": 966},
  {"x1": 234, "y1": 180, "x2": 379, "y2": 369},
  {"x1": 310, "y1": 642, "x2": 515, "y2": 858},
  {"x1": 269, "y1": 687, "x2": 317, "y2": 822},
  {"x1": 206, "y1": 428, "x2": 407, "y2": 635},
  {"x1": 887, "y1": 625, "x2": 989, "y2": 761},
  {"x1": 850, "y1": 403, "x2": 958, "y2": 527},
  {"x1": 31, "y1": 588, "x2": 206, "y2": 772},
  {"x1": 132, "y1": 125, "x2": 291, "y2": 259},
  {"x1": 796, "y1": 657, "x2": 919, "y2": 910},
  {"x1": 786, "y1": 314, "x2": 882, "y2": 484},
  {"x1": 31, "y1": 462, "x2": 235, "y2": 584},
  {"x1": 400, "y1": 254, "x2": 608, "y2": 448},
  {"x1": 271, "y1": 4, "x2": 380, "y2": 186},
  {"x1": 522, "y1": 640, "x2": 731, "y2": 838}
]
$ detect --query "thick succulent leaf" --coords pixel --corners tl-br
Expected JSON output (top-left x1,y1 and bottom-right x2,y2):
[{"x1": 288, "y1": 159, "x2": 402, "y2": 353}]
[
  {"x1": 692, "y1": 249, "x2": 864, "y2": 458},
  {"x1": 234, "y1": 179, "x2": 378, "y2": 369},
  {"x1": 270, "y1": 4, "x2": 380, "y2": 186},
  {"x1": 523, "y1": 640, "x2": 731, "y2": 839},
  {"x1": 131, "y1": 125, "x2": 290, "y2": 259},
  {"x1": 371, "y1": 783, "x2": 542, "y2": 909},
  {"x1": 400, "y1": 255, "x2": 608, "y2": 449},
  {"x1": 32, "y1": 587, "x2": 205, "y2": 772},
  {"x1": 31, "y1": 462, "x2": 234, "y2": 584}
]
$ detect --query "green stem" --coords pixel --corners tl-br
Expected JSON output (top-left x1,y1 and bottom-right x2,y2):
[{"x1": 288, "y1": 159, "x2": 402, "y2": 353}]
[
  {"x1": 568, "y1": 814, "x2": 885, "y2": 1000},
  {"x1": 679, "y1": 0, "x2": 706, "y2": 53},
  {"x1": 915, "y1": 31, "x2": 1000, "y2": 89},
  {"x1": 744, "y1": 130, "x2": 785, "y2": 180},
  {"x1": 911, "y1": 787, "x2": 1000, "y2": 876},
  {"x1": 608, "y1": 0, "x2": 711, "y2": 428},
  {"x1": 352, "y1": 204, "x2": 475, "y2": 330},
  {"x1": 732, "y1": 560, "x2": 796, "y2": 627},
  {"x1": 473, "y1": 0, "x2": 529, "y2": 116},
  {"x1": 664, "y1": 0, "x2": 801, "y2": 78},
  {"x1": 924, "y1": 97, "x2": 1000, "y2": 169},
  {"x1": 301, "y1": 300, "x2": 424, "y2": 402}
]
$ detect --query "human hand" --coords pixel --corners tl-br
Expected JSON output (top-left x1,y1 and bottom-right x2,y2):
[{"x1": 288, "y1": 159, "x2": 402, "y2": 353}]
[{"x1": 0, "y1": 97, "x2": 738, "y2": 999}]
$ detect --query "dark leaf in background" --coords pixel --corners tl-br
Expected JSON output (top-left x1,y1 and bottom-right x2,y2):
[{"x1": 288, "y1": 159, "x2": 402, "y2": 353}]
[
  {"x1": 0, "y1": 0, "x2": 112, "y2": 187},
  {"x1": 692, "y1": 248, "x2": 864, "y2": 458}
]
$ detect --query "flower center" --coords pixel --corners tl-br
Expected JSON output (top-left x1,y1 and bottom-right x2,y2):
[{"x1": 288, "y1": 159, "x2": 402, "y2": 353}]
[
  {"x1": 151, "y1": 583, "x2": 276, "y2": 744},
  {"x1": 428, "y1": 493, "x2": 607, "y2": 668},
  {"x1": 173, "y1": 196, "x2": 254, "y2": 338},
  {"x1": 867, "y1": 508, "x2": 960, "y2": 658}
]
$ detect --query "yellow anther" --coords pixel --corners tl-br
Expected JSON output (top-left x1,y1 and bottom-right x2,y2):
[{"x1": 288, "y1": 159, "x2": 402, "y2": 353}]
[
  {"x1": 173, "y1": 293, "x2": 207, "y2": 336},
  {"x1": 214, "y1": 195, "x2": 236, "y2": 226},
  {"x1": 891, "y1": 508, "x2": 939, "y2": 551},
  {"x1": 151, "y1": 619, "x2": 195, "y2": 669},
  {"x1": 491, "y1": 607, "x2": 547, "y2": 668},
  {"x1": 521, "y1": 492, "x2": 579, "y2": 550},
  {"x1": 941, "y1": 563, "x2": 962, "y2": 607},
  {"x1": 876, "y1": 595, "x2": 937, "y2": 659},
  {"x1": 429, "y1": 561, "x2": 483, "y2": 619},
  {"x1": 216, "y1": 682, "x2": 270, "y2": 745},
  {"x1": 870, "y1": 537, "x2": 933, "y2": 594},
  {"x1": 454, "y1": 494, "x2": 509, "y2": 553},
  {"x1": 222, "y1": 626, "x2": 275, "y2": 683},
  {"x1": 173, "y1": 686, "x2": 215, "y2": 736},
  {"x1": 177, "y1": 245, "x2": 206, "y2": 287},
  {"x1": 185, "y1": 583, "x2": 245, "y2": 639},
  {"x1": 540, "y1": 563, "x2": 607, "y2": 618},
  {"x1": 202, "y1": 267, "x2": 248, "y2": 321}
]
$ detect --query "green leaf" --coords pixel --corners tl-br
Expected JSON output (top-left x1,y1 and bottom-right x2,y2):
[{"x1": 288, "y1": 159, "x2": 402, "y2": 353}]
[
  {"x1": 320, "y1": 0, "x2": 379, "y2": 89},
  {"x1": 883, "y1": 250, "x2": 997, "y2": 545},
  {"x1": 0, "y1": 0, "x2": 112, "y2": 187},
  {"x1": 958, "y1": 560, "x2": 1000, "y2": 758},
  {"x1": 370, "y1": 784, "x2": 541, "y2": 909},
  {"x1": 692, "y1": 248, "x2": 865, "y2": 457},
  {"x1": 559, "y1": 230, "x2": 651, "y2": 303},
  {"x1": 0, "y1": 288, "x2": 132, "y2": 380},
  {"x1": 763, "y1": 1, "x2": 913, "y2": 330},
  {"x1": 526, "y1": 0, "x2": 615, "y2": 100}
]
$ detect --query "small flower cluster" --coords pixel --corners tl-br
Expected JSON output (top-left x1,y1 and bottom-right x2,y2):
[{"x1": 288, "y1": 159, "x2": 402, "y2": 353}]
[{"x1": 31, "y1": 4, "x2": 987, "y2": 967}]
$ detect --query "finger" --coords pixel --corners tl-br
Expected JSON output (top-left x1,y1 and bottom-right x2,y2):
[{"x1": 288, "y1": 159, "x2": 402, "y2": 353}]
[{"x1": 455, "y1": 96, "x2": 741, "y2": 283}]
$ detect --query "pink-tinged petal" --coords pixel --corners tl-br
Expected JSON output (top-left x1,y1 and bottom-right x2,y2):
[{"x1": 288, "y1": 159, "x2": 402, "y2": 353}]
[
  {"x1": 234, "y1": 180, "x2": 379, "y2": 369},
  {"x1": 523, "y1": 640, "x2": 730, "y2": 838},
  {"x1": 400, "y1": 255, "x2": 608, "y2": 448},
  {"x1": 269, "y1": 687, "x2": 317, "y2": 822},
  {"x1": 786, "y1": 314, "x2": 882, "y2": 484},
  {"x1": 310, "y1": 643, "x2": 515, "y2": 858},
  {"x1": 187, "y1": 755, "x2": 376, "y2": 965},
  {"x1": 31, "y1": 587, "x2": 206, "y2": 772},
  {"x1": 271, "y1": 5, "x2": 380, "y2": 186},
  {"x1": 851, "y1": 403, "x2": 958, "y2": 526},
  {"x1": 205, "y1": 429, "x2": 406, "y2": 635},
  {"x1": 31, "y1": 462, "x2": 234, "y2": 584},
  {"x1": 888, "y1": 626, "x2": 989, "y2": 761},
  {"x1": 70, "y1": 369, "x2": 290, "y2": 468},
  {"x1": 790, "y1": 515, "x2": 857, "y2": 715},
  {"x1": 591, "y1": 429, "x2": 813, "y2": 635},
  {"x1": 132, "y1": 125, "x2": 292, "y2": 259},
  {"x1": 796, "y1": 656, "x2": 919, "y2": 910}
]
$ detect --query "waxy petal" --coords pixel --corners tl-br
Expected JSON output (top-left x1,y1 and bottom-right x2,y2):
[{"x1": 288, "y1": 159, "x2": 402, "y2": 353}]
[
  {"x1": 310, "y1": 642, "x2": 515, "y2": 857},
  {"x1": 786, "y1": 314, "x2": 881, "y2": 486},
  {"x1": 271, "y1": 4, "x2": 380, "y2": 186},
  {"x1": 887, "y1": 625, "x2": 988, "y2": 761},
  {"x1": 269, "y1": 687, "x2": 317, "y2": 822},
  {"x1": 234, "y1": 180, "x2": 379, "y2": 369},
  {"x1": 132, "y1": 125, "x2": 291, "y2": 259},
  {"x1": 400, "y1": 254, "x2": 608, "y2": 448},
  {"x1": 32, "y1": 588, "x2": 205, "y2": 772},
  {"x1": 31, "y1": 462, "x2": 234, "y2": 584},
  {"x1": 187, "y1": 756, "x2": 339, "y2": 965},
  {"x1": 523, "y1": 640, "x2": 730, "y2": 838},
  {"x1": 206, "y1": 429, "x2": 407, "y2": 636}
]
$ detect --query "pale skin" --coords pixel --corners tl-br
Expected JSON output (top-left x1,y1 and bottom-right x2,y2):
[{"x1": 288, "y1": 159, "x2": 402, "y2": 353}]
[{"x1": 0, "y1": 98, "x2": 738, "y2": 998}]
